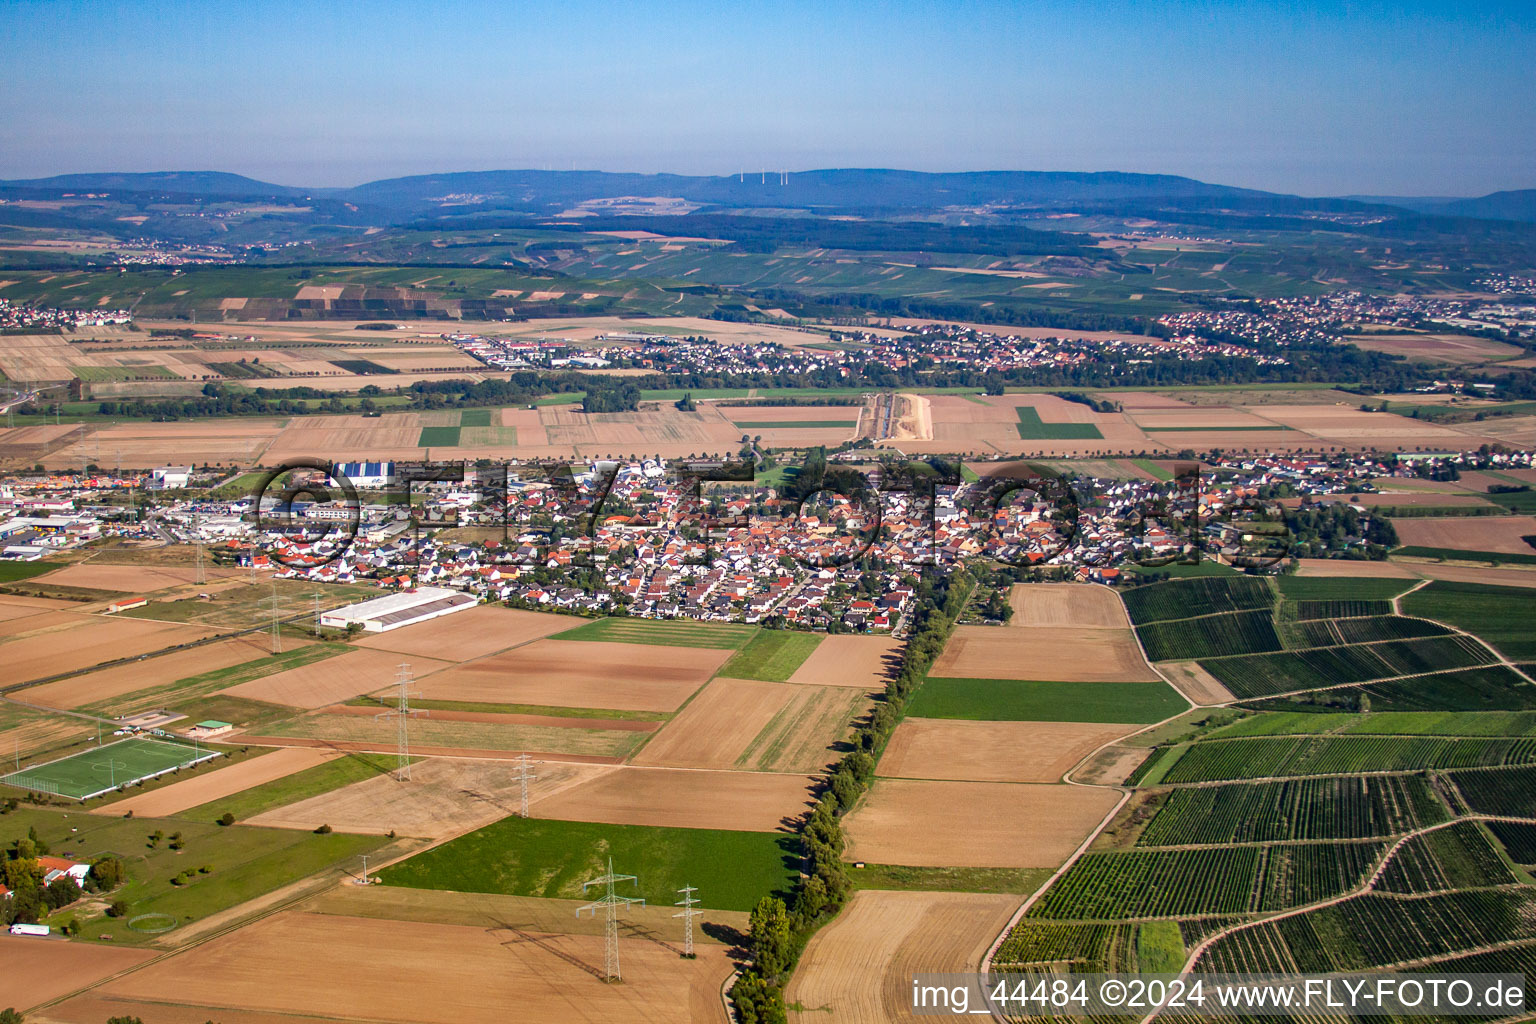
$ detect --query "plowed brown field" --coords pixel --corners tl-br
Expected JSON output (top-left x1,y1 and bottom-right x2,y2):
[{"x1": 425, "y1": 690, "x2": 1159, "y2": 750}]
[
  {"x1": 0, "y1": 933, "x2": 154, "y2": 1012},
  {"x1": 24, "y1": 634, "x2": 273, "y2": 709},
  {"x1": 221, "y1": 648, "x2": 450, "y2": 708},
  {"x1": 930, "y1": 625, "x2": 1159, "y2": 682},
  {"x1": 533, "y1": 765, "x2": 816, "y2": 832},
  {"x1": 1005, "y1": 583, "x2": 1129, "y2": 627},
  {"x1": 354, "y1": 605, "x2": 576, "y2": 661},
  {"x1": 417, "y1": 638, "x2": 728, "y2": 712},
  {"x1": 246, "y1": 756, "x2": 614, "y2": 837},
  {"x1": 79, "y1": 910, "x2": 732, "y2": 1024},
  {"x1": 788, "y1": 634, "x2": 901, "y2": 686},
  {"x1": 786, "y1": 890, "x2": 1018, "y2": 1024},
  {"x1": 843, "y1": 779, "x2": 1118, "y2": 868},
  {"x1": 878, "y1": 719, "x2": 1139, "y2": 784}
]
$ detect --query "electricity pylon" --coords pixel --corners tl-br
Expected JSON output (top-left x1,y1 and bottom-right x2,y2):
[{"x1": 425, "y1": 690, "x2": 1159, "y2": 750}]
[
  {"x1": 577, "y1": 858, "x2": 643, "y2": 982},
  {"x1": 674, "y1": 885, "x2": 702, "y2": 958}
]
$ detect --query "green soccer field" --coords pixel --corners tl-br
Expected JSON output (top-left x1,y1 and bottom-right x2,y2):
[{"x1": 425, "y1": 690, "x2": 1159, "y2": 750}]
[{"x1": 1, "y1": 737, "x2": 220, "y2": 800}]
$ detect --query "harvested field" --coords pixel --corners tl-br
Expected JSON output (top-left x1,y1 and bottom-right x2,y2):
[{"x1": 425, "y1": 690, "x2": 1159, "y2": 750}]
[
  {"x1": 354, "y1": 604, "x2": 575, "y2": 661},
  {"x1": 1393, "y1": 515, "x2": 1536, "y2": 555},
  {"x1": 843, "y1": 779, "x2": 1118, "y2": 868},
  {"x1": 786, "y1": 890, "x2": 1019, "y2": 1024},
  {"x1": 788, "y1": 634, "x2": 901, "y2": 686},
  {"x1": 533, "y1": 765, "x2": 816, "y2": 833},
  {"x1": 1160, "y1": 660, "x2": 1238, "y2": 704},
  {"x1": 47, "y1": 418, "x2": 286, "y2": 468},
  {"x1": 1006, "y1": 583, "x2": 1129, "y2": 627},
  {"x1": 92, "y1": 747, "x2": 340, "y2": 818},
  {"x1": 0, "y1": 607, "x2": 84, "y2": 639},
  {"x1": 307, "y1": 883, "x2": 747, "y2": 941},
  {"x1": 878, "y1": 719, "x2": 1140, "y2": 784},
  {"x1": 416, "y1": 638, "x2": 728, "y2": 712},
  {"x1": 1131, "y1": 409, "x2": 1282, "y2": 430},
  {"x1": 81, "y1": 910, "x2": 733, "y2": 1024},
  {"x1": 23, "y1": 633, "x2": 273, "y2": 709},
  {"x1": 258, "y1": 712, "x2": 642, "y2": 759},
  {"x1": 1245, "y1": 403, "x2": 1477, "y2": 445},
  {"x1": 630, "y1": 677, "x2": 795, "y2": 769},
  {"x1": 1, "y1": 616, "x2": 221, "y2": 685},
  {"x1": 0, "y1": 933, "x2": 154, "y2": 1012},
  {"x1": 1293, "y1": 558, "x2": 1418, "y2": 578},
  {"x1": 735, "y1": 685, "x2": 876, "y2": 773},
  {"x1": 1347, "y1": 332, "x2": 1526, "y2": 364},
  {"x1": 221, "y1": 647, "x2": 451, "y2": 708},
  {"x1": 247, "y1": 756, "x2": 612, "y2": 838},
  {"x1": 539, "y1": 403, "x2": 741, "y2": 455},
  {"x1": 930, "y1": 625, "x2": 1160, "y2": 682},
  {"x1": 1300, "y1": 491, "x2": 1496, "y2": 508},
  {"x1": 1413, "y1": 564, "x2": 1536, "y2": 589},
  {"x1": 31, "y1": 561, "x2": 239, "y2": 591}
]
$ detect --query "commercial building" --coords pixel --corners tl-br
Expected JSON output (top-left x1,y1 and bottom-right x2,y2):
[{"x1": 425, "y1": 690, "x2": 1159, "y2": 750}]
[{"x1": 318, "y1": 585, "x2": 477, "y2": 633}]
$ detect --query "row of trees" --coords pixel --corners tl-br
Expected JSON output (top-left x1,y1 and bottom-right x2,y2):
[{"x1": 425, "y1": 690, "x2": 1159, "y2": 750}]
[{"x1": 732, "y1": 568, "x2": 974, "y2": 1023}]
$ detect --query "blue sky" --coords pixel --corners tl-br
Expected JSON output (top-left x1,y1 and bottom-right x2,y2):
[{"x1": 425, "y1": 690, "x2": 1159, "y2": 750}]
[{"x1": 2, "y1": 0, "x2": 1532, "y2": 196}]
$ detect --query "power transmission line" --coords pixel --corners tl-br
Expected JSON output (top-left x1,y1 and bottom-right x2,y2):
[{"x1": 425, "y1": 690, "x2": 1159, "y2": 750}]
[
  {"x1": 577, "y1": 858, "x2": 643, "y2": 982},
  {"x1": 376, "y1": 663, "x2": 425, "y2": 780},
  {"x1": 510, "y1": 753, "x2": 537, "y2": 818},
  {"x1": 674, "y1": 885, "x2": 702, "y2": 958}
]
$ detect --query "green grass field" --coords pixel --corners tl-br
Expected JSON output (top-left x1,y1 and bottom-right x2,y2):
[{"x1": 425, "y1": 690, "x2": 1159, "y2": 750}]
[
  {"x1": 1395, "y1": 545, "x2": 1536, "y2": 566},
  {"x1": 459, "y1": 408, "x2": 493, "y2": 427},
  {"x1": 848, "y1": 864, "x2": 1052, "y2": 894},
  {"x1": 379, "y1": 815, "x2": 798, "y2": 911},
  {"x1": 554, "y1": 616, "x2": 756, "y2": 649},
  {"x1": 71, "y1": 364, "x2": 179, "y2": 381},
  {"x1": 1, "y1": 737, "x2": 220, "y2": 799},
  {"x1": 1131, "y1": 459, "x2": 1175, "y2": 482},
  {"x1": 911, "y1": 678, "x2": 1187, "y2": 724},
  {"x1": 5, "y1": 806, "x2": 383, "y2": 943},
  {"x1": 717, "y1": 631, "x2": 824, "y2": 681},
  {"x1": 1401, "y1": 581, "x2": 1536, "y2": 661},
  {"x1": 1276, "y1": 576, "x2": 1419, "y2": 600},
  {"x1": 417, "y1": 425, "x2": 461, "y2": 447},
  {"x1": 1016, "y1": 407, "x2": 1102, "y2": 440},
  {"x1": 0, "y1": 560, "x2": 61, "y2": 584},
  {"x1": 730, "y1": 420, "x2": 858, "y2": 429},
  {"x1": 178, "y1": 750, "x2": 403, "y2": 824}
]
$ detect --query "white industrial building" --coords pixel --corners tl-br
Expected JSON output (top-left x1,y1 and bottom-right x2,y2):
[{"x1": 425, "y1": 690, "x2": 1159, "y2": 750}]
[
  {"x1": 319, "y1": 585, "x2": 477, "y2": 633},
  {"x1": 330, "y1": 461, "x2": 396, "y2": 488}
]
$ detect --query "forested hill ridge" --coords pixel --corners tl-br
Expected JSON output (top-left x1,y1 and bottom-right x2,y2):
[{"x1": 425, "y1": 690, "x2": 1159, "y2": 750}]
[{"x1": 3, "y1": 167, "x2": 1529, "y2": 223}]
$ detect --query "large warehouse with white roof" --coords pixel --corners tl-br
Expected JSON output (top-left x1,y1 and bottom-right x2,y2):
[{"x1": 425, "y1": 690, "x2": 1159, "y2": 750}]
[{"x1": 319, "y1": 586, "x2": 477, "y2": 633}]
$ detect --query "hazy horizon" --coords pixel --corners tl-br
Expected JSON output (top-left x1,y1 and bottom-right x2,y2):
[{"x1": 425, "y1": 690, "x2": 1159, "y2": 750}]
[{"x1": 3, "y1": 0, "x2": 1533, "y2": 197}]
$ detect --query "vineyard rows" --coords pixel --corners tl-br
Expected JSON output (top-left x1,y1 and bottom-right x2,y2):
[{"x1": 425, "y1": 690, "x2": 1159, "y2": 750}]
[
  {"x1": 991, "y1": 921, "x2": 1134, "y2": 970},
  {"x1": 1290, "y1": 599, "x2": 1394, "y2": 620},
  {"x1": 1123, "y1": 576, "x2": 1275, "y2": 625},
  {"x1": 1138, "y1": 609, "x2": 1283, "y2": 662},
  {"x1": 1136, "y1": 775, "x2": 1448, "y2": 846},
  {"x1": 1486, "y1": 821, "x2": 1536, "y2": 863},
  {"x1": 1157, "y1": 735, "x2": 1536, "y2": 783},
  {"x1": 1247, "y1": 666, "x2": 1536, "y2": 715},
  {"x1": 1447, "y1": 764, "x2": 1536, "y2": 817},
  {"x1": 1201, "y1": 635, "x2": 1496, "y2": 698},
  {"x1": 1375, "y1": 822, "x2": 1517, "y2": 894},
  {"x1": 1279, "y1": 615, "x2": 1449, "y2": 649},
  {"x1": 1198, "y1": 889, "x2": 1536, "y2": 973},
  {"x1": 1026, "y1": 842, "x2": 1382, "y2": 920}
]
